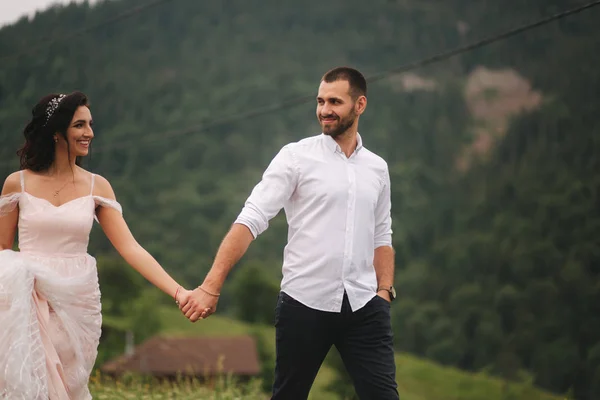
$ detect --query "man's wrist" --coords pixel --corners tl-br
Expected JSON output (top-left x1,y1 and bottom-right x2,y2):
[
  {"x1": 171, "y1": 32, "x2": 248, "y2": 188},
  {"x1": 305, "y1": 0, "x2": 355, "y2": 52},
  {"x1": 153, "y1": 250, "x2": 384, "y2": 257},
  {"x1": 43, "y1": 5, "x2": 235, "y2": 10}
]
[
  {"x1": 377, "y1": 285, "x2": 396, "y2": 301},
  {"x1": 198, "y1": 285, "x2": 220, "y2": 297},
  {"x1": 202, "y1": 274, "x2": 224, "y2": 294}
]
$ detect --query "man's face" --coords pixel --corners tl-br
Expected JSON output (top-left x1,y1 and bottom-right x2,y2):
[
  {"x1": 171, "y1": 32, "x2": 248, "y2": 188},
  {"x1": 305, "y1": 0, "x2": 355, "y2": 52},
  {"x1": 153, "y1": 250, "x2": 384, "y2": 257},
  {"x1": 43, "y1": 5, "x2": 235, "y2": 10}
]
[{"x1": 316, "y1": 80, "x2": 358, "y2": 138}]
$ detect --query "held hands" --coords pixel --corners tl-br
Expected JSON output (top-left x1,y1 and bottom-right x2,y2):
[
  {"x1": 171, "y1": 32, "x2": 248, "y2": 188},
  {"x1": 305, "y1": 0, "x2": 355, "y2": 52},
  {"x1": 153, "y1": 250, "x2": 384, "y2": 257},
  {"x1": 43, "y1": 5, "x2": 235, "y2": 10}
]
[{"x1": 176, "y1": 285, "x2": 220, "y2": 323}]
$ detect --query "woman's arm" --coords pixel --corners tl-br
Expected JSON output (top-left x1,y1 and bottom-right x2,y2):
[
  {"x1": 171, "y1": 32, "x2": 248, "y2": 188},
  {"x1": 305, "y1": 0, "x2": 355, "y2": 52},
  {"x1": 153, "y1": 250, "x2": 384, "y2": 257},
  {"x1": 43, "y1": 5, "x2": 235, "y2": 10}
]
[
  {"x1": 0, "y1": 173, "x2": 21, "y2": 251},
  {"x1": 94, "y1": 174, "x2": 186, "y2": 301}
]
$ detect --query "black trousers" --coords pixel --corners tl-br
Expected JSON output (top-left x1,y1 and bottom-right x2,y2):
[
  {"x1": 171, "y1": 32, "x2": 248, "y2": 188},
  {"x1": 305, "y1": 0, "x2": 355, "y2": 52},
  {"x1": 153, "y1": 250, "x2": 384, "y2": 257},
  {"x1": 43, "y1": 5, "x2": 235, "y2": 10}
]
[{"x1": 271, "y1": 291, "x2": 399, "y2": 400}]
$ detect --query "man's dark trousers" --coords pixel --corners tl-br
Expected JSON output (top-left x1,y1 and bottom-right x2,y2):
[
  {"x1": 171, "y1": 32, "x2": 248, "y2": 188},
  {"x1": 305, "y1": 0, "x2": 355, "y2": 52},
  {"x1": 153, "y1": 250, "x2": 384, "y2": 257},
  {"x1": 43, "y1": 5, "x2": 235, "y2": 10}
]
[{"x1": 271, "y1": 291, "x2": 399, "y2": 400}]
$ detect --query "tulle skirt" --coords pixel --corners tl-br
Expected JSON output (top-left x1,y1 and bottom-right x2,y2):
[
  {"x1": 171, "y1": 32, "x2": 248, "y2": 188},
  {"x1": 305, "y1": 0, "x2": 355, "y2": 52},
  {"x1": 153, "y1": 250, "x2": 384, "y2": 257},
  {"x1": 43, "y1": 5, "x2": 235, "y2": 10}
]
[{"x1": 0, "y1": 250, "x2": 102, "y2": 400}]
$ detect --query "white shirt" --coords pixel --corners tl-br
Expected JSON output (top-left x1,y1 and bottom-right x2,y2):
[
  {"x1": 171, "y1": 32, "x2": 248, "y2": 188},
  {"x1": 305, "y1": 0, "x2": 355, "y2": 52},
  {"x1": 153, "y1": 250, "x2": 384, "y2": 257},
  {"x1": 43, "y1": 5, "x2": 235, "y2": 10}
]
[{"x1": 234, "y1": 133, "x2": 393, "y2": 312}]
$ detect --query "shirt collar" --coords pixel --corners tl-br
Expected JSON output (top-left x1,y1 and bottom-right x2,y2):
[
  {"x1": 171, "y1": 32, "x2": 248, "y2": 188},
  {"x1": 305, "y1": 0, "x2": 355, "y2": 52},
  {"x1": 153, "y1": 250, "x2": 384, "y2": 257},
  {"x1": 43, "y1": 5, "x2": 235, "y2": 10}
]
[{"x1": 321, "y1": 132, "x2": 364, "y2": 154}]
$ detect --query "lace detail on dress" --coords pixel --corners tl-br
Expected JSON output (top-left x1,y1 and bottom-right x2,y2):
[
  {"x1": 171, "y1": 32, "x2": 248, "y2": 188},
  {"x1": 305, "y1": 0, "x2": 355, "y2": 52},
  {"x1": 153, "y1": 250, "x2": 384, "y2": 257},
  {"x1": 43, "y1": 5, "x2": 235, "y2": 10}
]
[
  {"x1": 0, "y1": 251, "x2": 48, "y2": 399},
  {"x1": 0, "y1": 193, "x2": 21, "y2": 217},
  {"x1": 92, "y1": 196, "x2": 122, "y2": 214},
  {"x1": 92, "y1": 196, "x2": 123, "y2": 223},
  {"x1": 0, "y1": 251, "x2": 101, "y2": 399}
]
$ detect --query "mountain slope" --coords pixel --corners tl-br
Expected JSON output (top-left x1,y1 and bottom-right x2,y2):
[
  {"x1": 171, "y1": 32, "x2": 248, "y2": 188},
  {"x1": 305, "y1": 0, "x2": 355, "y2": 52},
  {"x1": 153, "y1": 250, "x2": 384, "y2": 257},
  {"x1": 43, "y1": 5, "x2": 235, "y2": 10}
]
[{"x1": 1, "y1": 0, "x2": 598, "y2": 398}]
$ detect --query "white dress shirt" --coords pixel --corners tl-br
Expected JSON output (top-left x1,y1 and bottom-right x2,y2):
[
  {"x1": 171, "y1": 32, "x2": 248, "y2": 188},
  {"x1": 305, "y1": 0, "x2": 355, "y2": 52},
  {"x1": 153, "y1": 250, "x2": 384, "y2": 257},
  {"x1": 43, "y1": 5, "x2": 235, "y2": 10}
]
[{"x1": 234, "y1": 133, "x2": 393, "y2": 312}]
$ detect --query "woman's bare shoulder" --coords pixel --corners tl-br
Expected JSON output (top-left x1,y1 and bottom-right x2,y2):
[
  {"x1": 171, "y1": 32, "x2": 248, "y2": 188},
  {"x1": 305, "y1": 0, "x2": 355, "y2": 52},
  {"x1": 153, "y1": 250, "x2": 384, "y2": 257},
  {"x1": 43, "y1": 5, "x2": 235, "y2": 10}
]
[
  {"x1": 1, "y1": 171, "x2": 22, "y2": 196},
  {"x1": 90, "y1": 172, "x2": 116, "y2": 200}
]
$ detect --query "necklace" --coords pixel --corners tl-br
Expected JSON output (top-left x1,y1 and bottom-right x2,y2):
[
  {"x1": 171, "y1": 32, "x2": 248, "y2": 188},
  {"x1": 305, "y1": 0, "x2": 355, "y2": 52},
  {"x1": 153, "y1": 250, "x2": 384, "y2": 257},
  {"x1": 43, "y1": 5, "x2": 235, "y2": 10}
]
[{"x1": 53, "y1": 179, "x2": 72, "y2": 198}]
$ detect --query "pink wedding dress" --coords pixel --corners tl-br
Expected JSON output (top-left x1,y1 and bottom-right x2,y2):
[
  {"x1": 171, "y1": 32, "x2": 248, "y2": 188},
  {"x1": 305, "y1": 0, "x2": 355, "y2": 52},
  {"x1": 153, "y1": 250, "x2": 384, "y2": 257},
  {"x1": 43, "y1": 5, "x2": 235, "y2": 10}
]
[{"x1": 0, "y1": 171, "x2": 122, "y2": 399}]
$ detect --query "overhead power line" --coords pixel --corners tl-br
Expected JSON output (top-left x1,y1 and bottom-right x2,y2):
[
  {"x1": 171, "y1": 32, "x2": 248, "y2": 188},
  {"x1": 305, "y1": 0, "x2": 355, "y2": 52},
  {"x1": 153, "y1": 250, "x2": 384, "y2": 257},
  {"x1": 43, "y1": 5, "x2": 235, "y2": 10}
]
[
  {"x1": 0, "y1": 0, "x2": 598, "y2": 165},
  {"x1": 0, "y1": 0, "x2": 178, "y2": 62},
  {"x1": 367, "y1": 0, "x2": 600, "y2": 84},
  {"x1": 89, "y1": 0, "x2": 600, "y2": 154}
]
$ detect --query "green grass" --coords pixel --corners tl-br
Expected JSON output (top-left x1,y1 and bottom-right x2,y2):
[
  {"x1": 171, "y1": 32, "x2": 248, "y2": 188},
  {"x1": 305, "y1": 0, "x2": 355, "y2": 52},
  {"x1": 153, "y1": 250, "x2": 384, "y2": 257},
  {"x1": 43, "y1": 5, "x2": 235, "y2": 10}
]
[
  {"x1": 394, "y1": 354, "x2": 562, "y2": 400},
  {"x1": 89, "y1": 373, "x2": 266, "y2": 399},
  {"x1": 94, "y1": 307, "x2": 564, "y2": 400}
]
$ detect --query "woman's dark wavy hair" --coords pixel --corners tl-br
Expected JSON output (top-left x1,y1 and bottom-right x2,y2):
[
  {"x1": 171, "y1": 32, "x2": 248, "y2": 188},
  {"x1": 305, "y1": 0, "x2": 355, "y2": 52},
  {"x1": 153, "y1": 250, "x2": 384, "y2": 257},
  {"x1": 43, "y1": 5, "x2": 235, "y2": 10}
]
[{"x1": 17, "y1": 91, "x2": 90, "y2": 172}]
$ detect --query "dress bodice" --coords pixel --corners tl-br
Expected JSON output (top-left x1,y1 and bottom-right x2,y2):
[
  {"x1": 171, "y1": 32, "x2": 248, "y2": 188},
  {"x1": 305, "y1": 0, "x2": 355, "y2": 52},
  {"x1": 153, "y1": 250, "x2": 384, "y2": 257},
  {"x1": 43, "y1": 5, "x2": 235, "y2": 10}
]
[
  {"x1": 0, "y1": 171, "x2": 122, "y2": 256},
  {"x1": 19, "y1": 193, "x2": 96, "y2": 255}
]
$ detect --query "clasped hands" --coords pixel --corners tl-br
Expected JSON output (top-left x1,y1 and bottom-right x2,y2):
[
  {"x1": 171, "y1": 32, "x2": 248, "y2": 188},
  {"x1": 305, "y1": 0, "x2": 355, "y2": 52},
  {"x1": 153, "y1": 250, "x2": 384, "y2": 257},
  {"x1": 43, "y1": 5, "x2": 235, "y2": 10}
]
[{"x1": 176, "y1": 285, "x2": 220, "y2": 322}]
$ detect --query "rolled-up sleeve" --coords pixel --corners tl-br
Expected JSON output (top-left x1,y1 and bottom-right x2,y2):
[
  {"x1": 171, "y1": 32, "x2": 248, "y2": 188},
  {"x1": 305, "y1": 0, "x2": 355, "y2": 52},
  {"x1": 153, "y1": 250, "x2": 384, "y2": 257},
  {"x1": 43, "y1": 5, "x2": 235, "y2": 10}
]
[
  {"x1": 234, "y1": 145, "x2": 298, "y2": 238},
  {"x1": 374, "y1": 164, "x2": 393, "y2": 248}
]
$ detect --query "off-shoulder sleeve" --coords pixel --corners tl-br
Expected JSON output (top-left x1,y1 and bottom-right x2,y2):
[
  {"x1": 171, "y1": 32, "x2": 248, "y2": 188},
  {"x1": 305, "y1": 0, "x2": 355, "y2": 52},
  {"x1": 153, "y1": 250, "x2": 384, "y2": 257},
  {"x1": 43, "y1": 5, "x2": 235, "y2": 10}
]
[
  {"x1": 0, "y1": 193, "x2": 21, "y2": 217},
  {"x1": 93, "y1": 196, "x2": 123, "y2": 222}
]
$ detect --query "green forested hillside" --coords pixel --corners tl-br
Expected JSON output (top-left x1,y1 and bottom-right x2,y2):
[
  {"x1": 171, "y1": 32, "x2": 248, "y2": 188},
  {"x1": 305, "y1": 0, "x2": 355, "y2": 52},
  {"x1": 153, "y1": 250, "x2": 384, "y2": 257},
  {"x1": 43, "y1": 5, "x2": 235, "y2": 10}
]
[{"x1": 0, "y1": 0, "x2": 598, "y2": 398}]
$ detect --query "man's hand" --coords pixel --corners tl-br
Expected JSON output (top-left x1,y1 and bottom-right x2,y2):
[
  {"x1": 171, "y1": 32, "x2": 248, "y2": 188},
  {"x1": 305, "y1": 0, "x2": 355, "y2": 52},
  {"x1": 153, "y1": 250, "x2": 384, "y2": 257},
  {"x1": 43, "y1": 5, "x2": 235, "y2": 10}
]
[
  {"x1": 377, "y1": 289, "x2": 391, "y2": 303},
  {"x1": 179, "y1": 286, "x2": 220, "y2": 322},
  {"x1": 176, "y1": 289, "x2": 208, "y2": 322}
]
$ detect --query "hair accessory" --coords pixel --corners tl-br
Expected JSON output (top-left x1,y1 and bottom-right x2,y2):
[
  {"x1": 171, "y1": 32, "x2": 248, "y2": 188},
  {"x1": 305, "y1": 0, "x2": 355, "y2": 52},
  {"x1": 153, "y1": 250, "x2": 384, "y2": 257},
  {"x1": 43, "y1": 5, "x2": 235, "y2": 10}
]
[{"x1": 44, "y1": 94, "x2": 66, "y2": 126}]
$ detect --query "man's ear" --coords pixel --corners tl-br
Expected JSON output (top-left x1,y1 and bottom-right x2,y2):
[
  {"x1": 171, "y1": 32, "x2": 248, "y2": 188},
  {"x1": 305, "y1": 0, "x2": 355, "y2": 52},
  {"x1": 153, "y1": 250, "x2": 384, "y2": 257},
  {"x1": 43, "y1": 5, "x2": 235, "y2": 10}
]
[{"x1": 355, "y1": 95, "x2": 367, "y2": 115}]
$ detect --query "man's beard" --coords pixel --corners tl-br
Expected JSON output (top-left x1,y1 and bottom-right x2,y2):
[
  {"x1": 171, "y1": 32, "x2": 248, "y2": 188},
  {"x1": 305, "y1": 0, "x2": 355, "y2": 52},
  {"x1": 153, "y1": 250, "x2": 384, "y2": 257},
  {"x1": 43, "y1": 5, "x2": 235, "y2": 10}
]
[{"x1": 321, "y1": 111, "x2": 356, "y2": 138}]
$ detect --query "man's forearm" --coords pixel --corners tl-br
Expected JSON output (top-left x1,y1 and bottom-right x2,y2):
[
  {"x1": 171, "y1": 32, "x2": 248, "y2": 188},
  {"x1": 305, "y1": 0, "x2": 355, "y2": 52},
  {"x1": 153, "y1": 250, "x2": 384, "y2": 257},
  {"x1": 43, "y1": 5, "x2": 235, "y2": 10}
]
[
  {"x1": 374, "y1": 245, "x2": 395, "y2": 288},
  {"x1": 201, "y1": 223, "x2": 254, "y2": 293}
]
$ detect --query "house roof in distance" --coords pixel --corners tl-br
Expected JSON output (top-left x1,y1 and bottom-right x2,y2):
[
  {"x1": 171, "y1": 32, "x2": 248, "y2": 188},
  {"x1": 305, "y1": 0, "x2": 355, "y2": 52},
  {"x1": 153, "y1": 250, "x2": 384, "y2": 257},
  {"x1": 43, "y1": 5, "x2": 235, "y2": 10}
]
[{"x1": 100, "y1": 335, "x2": 261, "y2": 377}]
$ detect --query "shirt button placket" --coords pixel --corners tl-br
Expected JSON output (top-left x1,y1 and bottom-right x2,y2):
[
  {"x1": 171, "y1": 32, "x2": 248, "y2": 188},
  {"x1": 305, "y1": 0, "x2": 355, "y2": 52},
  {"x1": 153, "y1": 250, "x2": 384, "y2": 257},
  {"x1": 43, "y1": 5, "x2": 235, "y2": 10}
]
[{"x1": 343, "y1": 161, "x2": 356, "y2": 289}]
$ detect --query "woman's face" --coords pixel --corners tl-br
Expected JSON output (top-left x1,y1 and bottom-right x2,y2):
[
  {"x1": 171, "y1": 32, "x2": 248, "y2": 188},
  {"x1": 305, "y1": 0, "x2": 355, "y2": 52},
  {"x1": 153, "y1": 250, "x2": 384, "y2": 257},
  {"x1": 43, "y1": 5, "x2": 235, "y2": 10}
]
[{"x1": 57, "y1": 106, "x2": 94, "y2": 157}]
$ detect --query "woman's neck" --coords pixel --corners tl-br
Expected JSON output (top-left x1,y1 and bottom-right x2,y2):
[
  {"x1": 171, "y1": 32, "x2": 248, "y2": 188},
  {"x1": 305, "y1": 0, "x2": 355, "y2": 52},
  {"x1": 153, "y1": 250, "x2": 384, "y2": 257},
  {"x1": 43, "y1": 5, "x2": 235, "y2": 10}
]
[{"x1": 47, "y1": 152, "x2": 76, "y2": 178}]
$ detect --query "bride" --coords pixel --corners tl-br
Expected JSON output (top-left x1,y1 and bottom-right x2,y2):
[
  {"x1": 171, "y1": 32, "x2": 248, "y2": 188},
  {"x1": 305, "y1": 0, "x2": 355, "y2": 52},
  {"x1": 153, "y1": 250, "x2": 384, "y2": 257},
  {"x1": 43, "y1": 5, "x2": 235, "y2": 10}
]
[{"x1": 0, "y1": 92, "x2": 193, "y2": 399}]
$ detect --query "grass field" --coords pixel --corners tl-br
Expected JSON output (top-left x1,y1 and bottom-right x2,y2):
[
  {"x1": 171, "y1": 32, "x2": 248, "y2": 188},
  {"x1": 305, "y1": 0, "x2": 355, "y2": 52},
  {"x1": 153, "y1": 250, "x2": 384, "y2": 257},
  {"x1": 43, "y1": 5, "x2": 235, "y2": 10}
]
[
  {"x1": 90, "y1": 374, "x2": 266, "y2": 399},
  {"x1": 91, "y1": 307, "x2": 565, "y2": 400}
]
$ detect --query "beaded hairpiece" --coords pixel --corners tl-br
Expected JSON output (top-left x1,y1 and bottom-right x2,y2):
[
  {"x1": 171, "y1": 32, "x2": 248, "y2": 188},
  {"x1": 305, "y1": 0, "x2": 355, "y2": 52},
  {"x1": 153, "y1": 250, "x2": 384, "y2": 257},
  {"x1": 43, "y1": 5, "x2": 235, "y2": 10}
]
[{"x1": 44, "y1": 94, "x2": 66, "y2": 126}]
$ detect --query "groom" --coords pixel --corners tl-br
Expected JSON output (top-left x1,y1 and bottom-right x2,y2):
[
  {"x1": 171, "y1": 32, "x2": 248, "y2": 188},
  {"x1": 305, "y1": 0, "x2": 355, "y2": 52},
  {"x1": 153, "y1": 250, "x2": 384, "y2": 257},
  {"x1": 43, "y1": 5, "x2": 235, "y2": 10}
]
[{"x1": 180, "y1": 66, "x2": 399, "y2": 399}]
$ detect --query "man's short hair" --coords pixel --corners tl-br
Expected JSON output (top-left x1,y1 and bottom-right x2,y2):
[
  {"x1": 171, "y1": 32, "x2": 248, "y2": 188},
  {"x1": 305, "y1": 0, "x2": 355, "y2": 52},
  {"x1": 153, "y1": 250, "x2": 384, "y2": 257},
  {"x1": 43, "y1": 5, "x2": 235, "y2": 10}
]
[{"x1": 321, "y1": 66, "x2": 367, "y2": 100}]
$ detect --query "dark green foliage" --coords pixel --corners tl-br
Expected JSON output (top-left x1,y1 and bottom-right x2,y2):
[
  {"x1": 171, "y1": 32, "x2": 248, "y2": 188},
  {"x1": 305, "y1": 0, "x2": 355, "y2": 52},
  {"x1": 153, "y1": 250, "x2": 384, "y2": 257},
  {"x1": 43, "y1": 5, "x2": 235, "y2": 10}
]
[
  {"x1": 1, "y1": 0, "x2": 598, "y2": 398},
  {"x1": 230, "y1": 261, "x2": 280, "y2": 325}
]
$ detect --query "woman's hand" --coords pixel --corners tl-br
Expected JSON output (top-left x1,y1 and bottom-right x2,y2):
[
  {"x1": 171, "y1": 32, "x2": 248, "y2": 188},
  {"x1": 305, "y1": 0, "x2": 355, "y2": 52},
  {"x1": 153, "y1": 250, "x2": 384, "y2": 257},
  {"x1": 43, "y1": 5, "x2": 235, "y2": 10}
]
[{"x1": 176, "y1": 288, "x2": 193, "y2": 307}]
